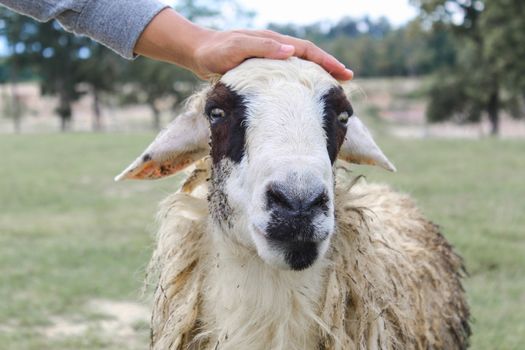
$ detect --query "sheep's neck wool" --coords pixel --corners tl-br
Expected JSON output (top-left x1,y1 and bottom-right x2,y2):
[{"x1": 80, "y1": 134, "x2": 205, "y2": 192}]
[{"x1": 148, "y1": 169, "x2": 470, "y2": 350}]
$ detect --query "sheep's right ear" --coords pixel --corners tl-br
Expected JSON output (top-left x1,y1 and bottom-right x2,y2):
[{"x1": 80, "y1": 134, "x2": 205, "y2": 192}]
[
  {"x1": 338, "y1": 116, "x2": 396, "y2": 172},
  {"x1": 115, "y1": 110, "x2": 210, "y2": 181}
]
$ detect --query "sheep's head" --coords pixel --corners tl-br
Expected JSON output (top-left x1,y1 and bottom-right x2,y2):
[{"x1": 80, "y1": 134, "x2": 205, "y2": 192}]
[{"x1": 116, "y1": 58, "x2": 394, "y2": 271}]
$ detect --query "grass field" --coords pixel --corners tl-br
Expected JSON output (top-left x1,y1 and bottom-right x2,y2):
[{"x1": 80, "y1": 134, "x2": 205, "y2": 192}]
[{"x1": 1, "y1": 133, "x2": 524, "y2": 349}]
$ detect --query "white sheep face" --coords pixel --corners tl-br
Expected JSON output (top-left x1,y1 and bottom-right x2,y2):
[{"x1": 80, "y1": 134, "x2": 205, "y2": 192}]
[
  {"x1": 115, "y1": 58, "x2": 395, "y2": 271},
  {"x1": 207, "y1": 60, "x2": 347, "y2": 270}
]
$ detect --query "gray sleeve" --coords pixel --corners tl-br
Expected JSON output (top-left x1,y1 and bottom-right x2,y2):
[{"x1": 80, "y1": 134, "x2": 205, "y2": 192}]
[{"x1": 0, "y1": 0, "x2": 168, "y2": 59}]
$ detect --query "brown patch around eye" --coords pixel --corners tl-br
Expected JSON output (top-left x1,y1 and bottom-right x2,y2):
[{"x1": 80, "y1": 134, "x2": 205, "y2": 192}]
[
  {"x1": 322, "y1": 86, "x2": 352, "y2": 164},
  {"x1": 206, "y1": 83, "x2": 248, "y2": 164}
]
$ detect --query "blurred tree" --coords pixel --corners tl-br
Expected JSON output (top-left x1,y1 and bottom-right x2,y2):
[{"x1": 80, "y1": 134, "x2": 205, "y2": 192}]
[
  {"x1": 0, "y1": 12, "x2": 28, "y2": 133},
  {"x1": 397, "y1": 20, "x2": 456, "y2": 76},
  {"x1": 413, "y1": 0, "x2": 525, "y2": 134},
  {"x1": 1, "y1": 1, "x2": 487, "y2": 134},
  {"x1": 0, "y1": 1, "x2": 255, "y2": 132},
  {"x1": 266, "y1": 23, "x2": 303, "y2": 38},
  {"x1": 271, "y1": 16, "x2": 457, "y2": 78},
  {"x1": 0, "y1": 8, "x2": 91, "y2": 131},
  {"x1": 175, "y1": 0, "x2": 255, "y2": 29},
  {"x1": 121, "y1": 0, "x2": 253, "y2": 130},
  {"x1": 0, "y1": 76, "x2": 26, "y2": 133},
  {"x1": 78, "y1": 44, "x2": 123, "y2": 131},
  {"x1": 120, "y1": 58, "x2": 197, "y2": 130}
]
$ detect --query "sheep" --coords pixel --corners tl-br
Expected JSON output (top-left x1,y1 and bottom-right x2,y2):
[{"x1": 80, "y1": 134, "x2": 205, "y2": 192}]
[{"x1": 115, "y1": 58, "x2": 470, "y2": 350}]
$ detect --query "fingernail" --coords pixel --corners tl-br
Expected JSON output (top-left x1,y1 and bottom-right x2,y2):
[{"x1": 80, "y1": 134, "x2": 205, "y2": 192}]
[{"x1": 278, "y1": 44, "x2": 295, "y2": 55}]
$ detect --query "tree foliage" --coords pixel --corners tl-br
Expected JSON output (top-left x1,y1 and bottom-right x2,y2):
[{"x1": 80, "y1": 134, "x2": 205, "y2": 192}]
[
  {"x1": 120, "y1": 58, "x2": 197, "y2": 130},
  {"x1": 0, "y1": 1, "x2": 250, "y2": 132},
  {"x1": 0, "y1": 9, "x2": 94, "y2": 131},
  {"x1": 1, "y1": 1, "x2": 522, "y2": 134},
  {"x1": 413, "y1": 0, "x2": 525, "y2": 134},
  {"x1": 78, "y1": 44, "x2": 124, "y2": 131},
  {"x1": 270, "y1": 16, "x2": 457, "y2": 77},
  {"x1": 119, "y1": 0, "x2": 252, "y2": 130}
]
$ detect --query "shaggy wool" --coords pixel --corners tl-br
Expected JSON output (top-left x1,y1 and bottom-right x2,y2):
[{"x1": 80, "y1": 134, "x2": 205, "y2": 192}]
[{"x1": 147, "y1": 164, "x2": 470, "y2": 350}]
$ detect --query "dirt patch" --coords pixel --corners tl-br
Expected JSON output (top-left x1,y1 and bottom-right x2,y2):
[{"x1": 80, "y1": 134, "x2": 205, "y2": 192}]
[
  {"x1": 390, "y1": 116, "x2": 525, "y2": 139},
  {"x1": 0, "y1": 82, "x2": 170, "y2": 133},
  {"x1": 39, "y1": 299, "x2": 149, "y2": 347},
  {"x1": 42, "y1": 317, "x2": 89, "y2": 338},
  {"x1": 0, "y1": 323, "x2": 16, "y2": 334},
  {"x1": 87, "y1": 299, "x2": 149, "y2": 337}
]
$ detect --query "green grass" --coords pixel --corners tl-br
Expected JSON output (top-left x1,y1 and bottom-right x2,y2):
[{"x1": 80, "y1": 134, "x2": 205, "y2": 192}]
[
  {"x1": 357, "y1": 137, "x2": 525, "y2": 350},
  {"x1": 0, "y1": 133, "x2": 179, "y2": 349},
  {"x1": 1, "y1": 133, "x2": 524, "y2": 349}
]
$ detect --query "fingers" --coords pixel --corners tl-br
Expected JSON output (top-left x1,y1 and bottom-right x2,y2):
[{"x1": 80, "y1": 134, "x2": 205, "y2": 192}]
[
  {"x1": 194, "y1": 29, "x2": 354, "y2": 81},
  {"x1": 284, "y1": 38, "x2": 354, "y2": 80},
  {"x1": 232, "y1": 35, "x2": 296, "y2": 60},
  {"x1": 321, "y1": 55, "x2": 354, "y2": 80},
  {"x1": 237, "y1": 30, "x2": 353, "y2": 81},
  {"x1": 191, "y1": 31, "x2": 297, "y2": 79}
]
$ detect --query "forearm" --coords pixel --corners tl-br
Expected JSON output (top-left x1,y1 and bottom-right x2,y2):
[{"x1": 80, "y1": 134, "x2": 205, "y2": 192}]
[{"x1": 0, "y1": 0, "x2": 167, "y2": 59}]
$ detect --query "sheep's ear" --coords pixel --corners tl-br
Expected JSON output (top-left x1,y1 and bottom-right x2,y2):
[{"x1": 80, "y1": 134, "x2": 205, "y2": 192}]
[
  {"x1": 338, "y1": 116, "x2": 396, "y2": 172},
  {"x1": 115, "y1": 111, "x2": 210, "y2": 181}
]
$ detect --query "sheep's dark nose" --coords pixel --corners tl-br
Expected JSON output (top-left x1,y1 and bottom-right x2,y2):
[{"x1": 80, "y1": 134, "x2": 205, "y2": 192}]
[
  {"x1": 265, "y1": 182, "x2": 329, "y2": 242},
  {"x1": 266, "y1": 184, "x2": 328, "y2": 215}
]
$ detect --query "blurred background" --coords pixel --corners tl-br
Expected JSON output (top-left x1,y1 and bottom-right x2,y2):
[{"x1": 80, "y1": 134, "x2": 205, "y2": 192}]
[{"x1": 0, "y1": 0, "x2": 523, "y2": 349}]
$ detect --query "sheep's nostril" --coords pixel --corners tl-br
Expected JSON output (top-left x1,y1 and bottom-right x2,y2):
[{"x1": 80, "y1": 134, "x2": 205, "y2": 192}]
[
  {"x1": 305, "y1": 191, "x2": 329, "y2": 212},
  {"x1": 265, "y1": 181, "x2": 330, "y2": 243},
  {"x1": 266, "y1": 186, "x2": 294, "y2": 211},
  {"x1": 266, "y1": 183, "x2": 328, "y2": 215}
]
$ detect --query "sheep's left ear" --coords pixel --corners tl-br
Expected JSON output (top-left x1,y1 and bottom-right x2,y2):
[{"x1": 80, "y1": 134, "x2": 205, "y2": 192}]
[
  {"x1": 115, "y1": 110, "x2": 210, "y2": 181},
  {"x1": 338, "y1": 116, "x2": 396, "y2": 172}
]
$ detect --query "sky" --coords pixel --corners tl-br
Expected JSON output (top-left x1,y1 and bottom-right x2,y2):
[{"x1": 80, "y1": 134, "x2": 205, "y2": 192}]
[{"x1": 237, "y1": 0, "x2": 418, "y2": 27}]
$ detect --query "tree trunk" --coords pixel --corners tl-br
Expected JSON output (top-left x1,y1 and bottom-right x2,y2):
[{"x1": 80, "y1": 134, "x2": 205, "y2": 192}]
[
  {"x1": 487, "y1": 88, "x2": 500, "y2": 136},
  {"x1": 13, "y1": 107, "x2": 21, "y2": 134},
  {"x1": 58, "y1": 89, "x2": 73, "y2": 132},
  {"x1": 92, "y1": 89, "x2": 103, "y2": 132},
  {"x1": 8, "y1": 68, "x2": 22, "y2": 134},
  {"x1": 60, "y1": 116, "x2": 67, "y2": 132}
]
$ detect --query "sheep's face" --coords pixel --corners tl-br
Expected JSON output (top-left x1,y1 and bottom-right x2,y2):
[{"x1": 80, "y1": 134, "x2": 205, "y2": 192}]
[
  {"x1": 206, "y1": 65, "x2": 352, "y2": 270},
  {"x1": 116, "y1": 58, "x2": 395, "y2": 271}
]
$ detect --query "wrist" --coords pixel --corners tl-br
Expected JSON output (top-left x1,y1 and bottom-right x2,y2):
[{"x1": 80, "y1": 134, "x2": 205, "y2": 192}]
[
  {"x1": 185, "y1": 26, "x2": 216, "y2": 74},
  {"x1": 174, "y1": 17, "x2": 213, "y2": 72},
  {"x1": 134, "y1": 8, "x2": 209, "y2": 72}
]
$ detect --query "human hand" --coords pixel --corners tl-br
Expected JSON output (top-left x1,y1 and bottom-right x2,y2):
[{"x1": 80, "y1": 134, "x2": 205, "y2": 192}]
[
  {"x1": 135, "y1": 9, "x2": 353, "y2": 81},
  {"x1": 191, "y1": 29, "x2": 353, "y2": 81}
]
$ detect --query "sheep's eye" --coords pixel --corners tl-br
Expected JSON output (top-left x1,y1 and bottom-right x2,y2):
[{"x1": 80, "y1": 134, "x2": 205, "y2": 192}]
[
  {"x1": 338, "y1": 111, "x2": 351, "y2": 124},
  {"x1": 209, "y1": 108, "x2": 226, "y2": 120}
]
